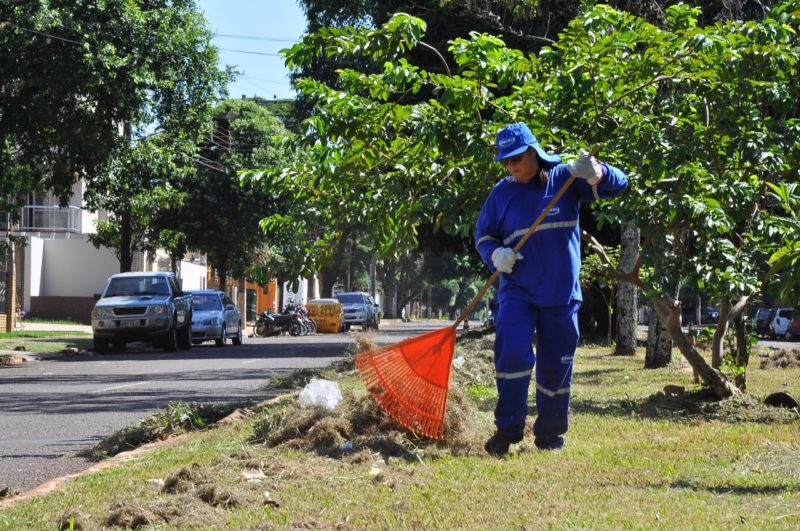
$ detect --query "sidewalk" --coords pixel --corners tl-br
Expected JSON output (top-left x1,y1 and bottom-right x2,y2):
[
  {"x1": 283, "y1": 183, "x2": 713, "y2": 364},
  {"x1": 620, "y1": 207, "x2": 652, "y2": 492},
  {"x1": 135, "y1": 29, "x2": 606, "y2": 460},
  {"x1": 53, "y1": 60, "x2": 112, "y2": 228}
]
[{"x1": 14, "y1": 321, "x2": 93, "y2": 334}]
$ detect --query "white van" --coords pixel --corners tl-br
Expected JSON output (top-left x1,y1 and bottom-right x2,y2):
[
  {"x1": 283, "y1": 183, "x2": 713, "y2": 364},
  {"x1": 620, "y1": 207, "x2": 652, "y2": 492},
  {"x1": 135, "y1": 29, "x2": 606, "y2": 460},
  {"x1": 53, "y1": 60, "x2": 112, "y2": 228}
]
[{"x1": 769, "y1": 308, "x2": 795, "y2": 339}]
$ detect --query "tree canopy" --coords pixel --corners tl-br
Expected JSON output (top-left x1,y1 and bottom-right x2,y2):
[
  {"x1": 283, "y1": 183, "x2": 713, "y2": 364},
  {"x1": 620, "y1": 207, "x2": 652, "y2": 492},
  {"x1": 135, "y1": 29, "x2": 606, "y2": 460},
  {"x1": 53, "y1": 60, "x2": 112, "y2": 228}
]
[
  {"x1": 247, "y1": 2, "x2": 800, "y2": 396},
  {"x1": 179, "y1": 99, "x2": 294, "y2": 292},
  {"x1": 0, "y1": 0, "x2": 229, "y2": 222}
]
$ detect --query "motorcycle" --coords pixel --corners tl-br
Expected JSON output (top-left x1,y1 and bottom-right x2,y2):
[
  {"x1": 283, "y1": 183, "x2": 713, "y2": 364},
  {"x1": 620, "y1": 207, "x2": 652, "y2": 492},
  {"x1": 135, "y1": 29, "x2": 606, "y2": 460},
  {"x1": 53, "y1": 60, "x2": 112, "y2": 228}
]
[
  {"x1": 284, "y1": 303, "x2": 316, "y2": 335},
  {"x1": 252, "y1": 309, "x2": 303, "y2": 337}
]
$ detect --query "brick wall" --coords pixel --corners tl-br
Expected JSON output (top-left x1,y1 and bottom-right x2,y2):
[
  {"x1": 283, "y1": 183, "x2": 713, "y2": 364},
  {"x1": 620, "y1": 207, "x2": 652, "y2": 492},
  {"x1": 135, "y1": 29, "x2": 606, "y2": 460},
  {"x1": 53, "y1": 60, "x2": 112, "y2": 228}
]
[{"x1": 30, "y1": 296, "x2": 95, "y2": 324}]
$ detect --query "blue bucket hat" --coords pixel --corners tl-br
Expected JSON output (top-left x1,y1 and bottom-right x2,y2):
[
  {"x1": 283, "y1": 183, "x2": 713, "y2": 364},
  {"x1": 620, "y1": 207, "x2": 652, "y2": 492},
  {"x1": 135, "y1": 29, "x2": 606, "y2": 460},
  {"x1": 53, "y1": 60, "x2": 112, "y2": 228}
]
[{"x1": 494, "y1": 123, "x2": 561, "y2": 168}]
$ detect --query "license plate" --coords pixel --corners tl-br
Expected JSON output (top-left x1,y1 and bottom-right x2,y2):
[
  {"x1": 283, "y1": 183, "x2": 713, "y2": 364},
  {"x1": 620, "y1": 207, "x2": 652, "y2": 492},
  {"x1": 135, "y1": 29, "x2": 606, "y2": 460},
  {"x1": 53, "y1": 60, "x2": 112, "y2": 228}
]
[{"x1": 119, "y1": 320, "x2": 140, "y2": 328}]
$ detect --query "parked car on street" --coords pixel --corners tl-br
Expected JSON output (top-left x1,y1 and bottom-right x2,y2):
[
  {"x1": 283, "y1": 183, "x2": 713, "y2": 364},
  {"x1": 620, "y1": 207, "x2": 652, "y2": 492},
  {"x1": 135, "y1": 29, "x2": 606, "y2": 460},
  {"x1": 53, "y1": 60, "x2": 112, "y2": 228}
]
[
  {"x1": 335, "y1": 292, "x2": 380, "y2": 331},
  {"x1": 189, "y1": 290, "x2": 243, "y2": 346},
  {"x1": 770, "y1": 307, "x2": 796, "y2": 339},
  {"x1": 91, "y1": 271, "x2": 192, "y2": 353},
  {"x1": 751, "y1": 307, "x2": 774, "y2": 338},
  {"x1": 681, "y1": 306, "x2": 720, "y2": 326},
  {"x1": 785, "y1": 317, "x2": 800, "y2": 342}
]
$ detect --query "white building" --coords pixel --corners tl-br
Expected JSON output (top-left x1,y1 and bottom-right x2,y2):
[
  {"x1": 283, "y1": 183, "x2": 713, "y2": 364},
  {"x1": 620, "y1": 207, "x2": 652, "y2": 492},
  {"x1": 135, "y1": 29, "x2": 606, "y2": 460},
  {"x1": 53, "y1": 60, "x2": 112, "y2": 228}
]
[{"x1": 5, "y1": 179, "x2": 206, "y2": 323}]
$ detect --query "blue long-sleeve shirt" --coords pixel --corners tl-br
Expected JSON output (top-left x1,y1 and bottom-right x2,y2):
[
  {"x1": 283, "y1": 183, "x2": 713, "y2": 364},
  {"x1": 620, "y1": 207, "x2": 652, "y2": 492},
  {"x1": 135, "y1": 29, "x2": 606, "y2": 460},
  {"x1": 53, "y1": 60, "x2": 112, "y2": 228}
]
[{"x1": 475, "y1": 163, "x2": 628, "y2": 306}]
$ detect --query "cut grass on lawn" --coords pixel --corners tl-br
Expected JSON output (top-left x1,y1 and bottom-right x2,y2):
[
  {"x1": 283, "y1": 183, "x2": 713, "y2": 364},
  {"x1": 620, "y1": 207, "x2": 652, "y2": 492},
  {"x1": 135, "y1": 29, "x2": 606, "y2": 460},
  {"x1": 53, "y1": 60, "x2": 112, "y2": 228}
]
[
  {"x1": 1, "y1": 333, "x2": 798, "y2": 530},
  {"x1": 0, "y1": 330, "x2": 92, "y2": 354}
]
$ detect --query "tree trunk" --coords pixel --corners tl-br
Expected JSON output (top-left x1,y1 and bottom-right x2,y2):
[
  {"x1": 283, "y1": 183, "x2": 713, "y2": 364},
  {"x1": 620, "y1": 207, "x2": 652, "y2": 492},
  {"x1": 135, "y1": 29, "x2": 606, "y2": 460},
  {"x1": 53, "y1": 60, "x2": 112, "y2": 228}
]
[
  {"x1": 644, "y1": 306, "x2": 672, "y2": 368},
  {"x1": 711, "y1": 298, "x2": 730, "y2": 368},
  {"x1": 607, "y1": 286, "x2": 615, "y2": 346},
  {"x1": 391, "y1": 283, "x2": 398, "y2": 319},
  {"x1": 347, "y1": 235, "x2": 355, "y2": 291},
  {"x1": 652, "y1": 296, "x2": 740, "y2": 398},
  {"x1": 120, "y1": 207, "x2": 133, "y2": 273},
  {"x1": 318, "y1": 267, "x2": 338, "y2": 298},
  {"x1": 376, "y1": 260, "x2": 398, "y2": 318},
  {"x1": 311, "y1": 272, "x2": 320, "y2": 299},
  {"x1": 734, "y1": 314, "x2": 749, "y2": 391},
  {"x1": 615, "y1": 221, "x2": 639, "y2": 355},
  {"x1": 218, "y1": 261, "x2": 228, "y2": 293}
]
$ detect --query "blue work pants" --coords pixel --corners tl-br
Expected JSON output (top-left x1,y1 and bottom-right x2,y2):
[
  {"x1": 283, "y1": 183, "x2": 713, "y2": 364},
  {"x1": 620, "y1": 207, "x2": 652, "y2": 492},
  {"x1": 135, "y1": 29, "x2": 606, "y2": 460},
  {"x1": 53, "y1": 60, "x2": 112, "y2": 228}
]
[{"x1": 493, "y1": 299, "x2": 580, "y2": 449}]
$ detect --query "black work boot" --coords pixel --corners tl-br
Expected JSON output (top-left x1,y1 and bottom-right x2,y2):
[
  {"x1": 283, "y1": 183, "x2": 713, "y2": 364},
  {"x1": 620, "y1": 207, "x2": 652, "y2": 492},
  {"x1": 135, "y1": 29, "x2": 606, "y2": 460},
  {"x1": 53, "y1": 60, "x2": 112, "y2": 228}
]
[{"x1": 484, "y1": 432, "x2": 523, "y2": 457}]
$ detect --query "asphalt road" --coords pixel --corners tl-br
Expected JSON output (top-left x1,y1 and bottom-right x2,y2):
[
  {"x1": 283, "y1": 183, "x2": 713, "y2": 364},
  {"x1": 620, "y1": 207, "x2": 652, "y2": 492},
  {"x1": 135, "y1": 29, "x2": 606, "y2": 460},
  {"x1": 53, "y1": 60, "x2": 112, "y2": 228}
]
[{"x1": 0, "y1": 320, "x2": 447, "y2": 494}]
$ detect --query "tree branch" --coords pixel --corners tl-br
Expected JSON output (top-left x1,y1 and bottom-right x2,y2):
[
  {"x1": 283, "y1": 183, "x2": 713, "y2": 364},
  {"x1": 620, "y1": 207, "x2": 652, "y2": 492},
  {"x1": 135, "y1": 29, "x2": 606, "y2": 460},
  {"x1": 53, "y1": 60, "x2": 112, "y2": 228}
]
[
  {"x1": 651, "y1": 294, "x2": 740, "y2": 398},
  {"x1": 580, "y1": 229, "x2": 642, "y2": 287}
]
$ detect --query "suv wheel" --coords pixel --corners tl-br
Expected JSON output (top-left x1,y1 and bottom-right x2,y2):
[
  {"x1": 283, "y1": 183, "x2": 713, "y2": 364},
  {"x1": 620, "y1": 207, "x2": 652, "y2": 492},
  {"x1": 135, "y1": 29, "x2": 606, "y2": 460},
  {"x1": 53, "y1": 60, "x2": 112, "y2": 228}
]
[
  {"x1": 177, "y1": 320, "x2": 192, "y2": 351},
  {"x1": 163, "y1": 324, "x2": 178, "y2": 352},
  {"x1": 94, "y1": 336, "x2": 110, "y2": 354}
]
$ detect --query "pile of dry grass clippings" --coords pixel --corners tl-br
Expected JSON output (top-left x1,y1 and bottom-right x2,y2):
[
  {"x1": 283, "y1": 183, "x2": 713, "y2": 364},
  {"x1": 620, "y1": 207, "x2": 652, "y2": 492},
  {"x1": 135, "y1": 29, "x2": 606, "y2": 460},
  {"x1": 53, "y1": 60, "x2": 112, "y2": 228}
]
[
  {"x1": 635, "y1": 388, "x2": 800, "y2": 424},
  {"x1": 252, "y1": 386, "x2": 485, "y2": 459},
  {"x1": 450, "y1": 335, "x2": 496, "y2": 388},
  {"x1": 161, "y1": 464, "x2": 212, "y2": 494},
  {"x1": 759, "y1": 348, "x2": 800, "y2": 369},
  {"x1": 250, "y1": 328, "x2": 495, "y2": 459}
]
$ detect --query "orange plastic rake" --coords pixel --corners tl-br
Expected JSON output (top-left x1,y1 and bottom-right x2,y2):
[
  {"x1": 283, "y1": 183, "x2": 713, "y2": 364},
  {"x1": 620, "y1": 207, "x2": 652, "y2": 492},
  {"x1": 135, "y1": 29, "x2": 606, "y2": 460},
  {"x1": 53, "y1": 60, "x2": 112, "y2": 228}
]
[{"x1": 356, "y1": 146, "x2": 598, "y2": 439}]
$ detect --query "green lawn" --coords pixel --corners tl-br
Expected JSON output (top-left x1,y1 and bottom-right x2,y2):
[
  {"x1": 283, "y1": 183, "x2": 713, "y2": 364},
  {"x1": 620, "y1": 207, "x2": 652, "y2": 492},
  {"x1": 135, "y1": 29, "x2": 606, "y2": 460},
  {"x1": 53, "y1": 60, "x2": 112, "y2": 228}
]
[
  {"x1": 0, "y1": 331, "x2": 92, "y2": 354},
  {"x1": 1, "y1": 336, "x2": 798, "y2": 530}
]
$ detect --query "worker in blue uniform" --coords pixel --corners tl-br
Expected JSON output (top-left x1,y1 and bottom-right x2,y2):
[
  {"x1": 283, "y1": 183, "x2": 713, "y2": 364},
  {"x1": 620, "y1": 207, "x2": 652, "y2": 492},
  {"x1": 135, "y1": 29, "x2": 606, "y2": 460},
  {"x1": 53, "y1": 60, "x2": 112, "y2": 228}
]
[{"x1": 475, "y1": 123, "x2": 628, "y2": 455}]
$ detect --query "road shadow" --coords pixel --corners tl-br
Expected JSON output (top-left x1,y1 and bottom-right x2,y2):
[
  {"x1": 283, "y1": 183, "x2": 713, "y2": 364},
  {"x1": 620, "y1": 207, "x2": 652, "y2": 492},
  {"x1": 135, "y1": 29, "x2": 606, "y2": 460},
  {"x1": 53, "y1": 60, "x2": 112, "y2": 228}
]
[{"x1": 33, "y1": 340, "x2": 350, "y2": 363}]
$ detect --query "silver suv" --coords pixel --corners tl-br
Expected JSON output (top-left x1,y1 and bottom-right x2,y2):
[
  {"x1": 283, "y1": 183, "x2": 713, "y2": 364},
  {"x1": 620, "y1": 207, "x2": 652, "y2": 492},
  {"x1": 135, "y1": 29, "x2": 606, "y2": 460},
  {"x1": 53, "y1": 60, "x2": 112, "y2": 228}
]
[
  {"x1": 335, "y1": 292, "x2": 380, "y2": 331},
  {"x1": 91, "y1": 272, "x2": 193, "y2": 353}
]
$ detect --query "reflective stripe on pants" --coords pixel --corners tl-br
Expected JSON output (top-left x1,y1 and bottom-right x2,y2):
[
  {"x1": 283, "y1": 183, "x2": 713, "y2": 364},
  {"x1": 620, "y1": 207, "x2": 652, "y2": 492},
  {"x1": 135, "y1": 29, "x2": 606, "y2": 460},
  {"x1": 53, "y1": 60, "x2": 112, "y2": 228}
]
[{"x1": 494, "y1": 298, "x2": 580, "y2": 445}]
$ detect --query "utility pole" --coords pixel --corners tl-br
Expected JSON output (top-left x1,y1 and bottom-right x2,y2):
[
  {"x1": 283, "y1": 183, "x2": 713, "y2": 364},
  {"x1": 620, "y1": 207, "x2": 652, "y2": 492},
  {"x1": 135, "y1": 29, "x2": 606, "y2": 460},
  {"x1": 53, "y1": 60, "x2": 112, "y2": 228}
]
[
  {"x1": 369, "y1": 255, "x2": 376, "y2": 297},
  {"x1": 4, "y1": 243, "x2": 16, "y2": 332}
]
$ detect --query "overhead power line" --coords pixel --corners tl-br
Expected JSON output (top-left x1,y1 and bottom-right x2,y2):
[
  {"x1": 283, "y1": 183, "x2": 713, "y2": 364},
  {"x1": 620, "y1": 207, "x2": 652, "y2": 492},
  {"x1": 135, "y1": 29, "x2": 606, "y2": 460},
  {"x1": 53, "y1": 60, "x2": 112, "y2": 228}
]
[
  {"x1": 241, "y1": 75, "x2": 291, "y2": 86},
  {"x1": 217, "y1": 47, "x2": 283, "y2": 57},
  {"x1": 212, "y1": 33, "x2": 299, "y2": 43},
  {"x1": 5, "y1": 23, "x2": 82, "y2": 44}
]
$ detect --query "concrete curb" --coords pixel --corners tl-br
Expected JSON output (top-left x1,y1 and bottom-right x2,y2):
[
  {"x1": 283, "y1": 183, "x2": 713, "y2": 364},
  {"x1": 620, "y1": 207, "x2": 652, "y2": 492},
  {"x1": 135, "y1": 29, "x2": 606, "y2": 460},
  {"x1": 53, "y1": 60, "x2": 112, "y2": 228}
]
[{"x1": 0, "y1": 353, "x2": 34, "y2": 365}]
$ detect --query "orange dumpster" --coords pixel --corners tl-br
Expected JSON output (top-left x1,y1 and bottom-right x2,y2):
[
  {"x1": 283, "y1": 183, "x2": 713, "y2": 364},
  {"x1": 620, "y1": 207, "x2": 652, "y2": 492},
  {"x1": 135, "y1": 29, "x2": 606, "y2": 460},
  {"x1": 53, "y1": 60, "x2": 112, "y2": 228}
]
[{"x1": 307, "y1": 298, "x2": 343, "y2": 333}]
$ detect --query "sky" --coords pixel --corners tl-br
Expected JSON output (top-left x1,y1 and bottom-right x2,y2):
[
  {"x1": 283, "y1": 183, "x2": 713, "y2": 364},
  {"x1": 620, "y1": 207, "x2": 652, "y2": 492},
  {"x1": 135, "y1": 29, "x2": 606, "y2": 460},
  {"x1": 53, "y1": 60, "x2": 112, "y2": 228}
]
[{"x1": 196, "y1": 1, "x2": 308, "y2": 101}]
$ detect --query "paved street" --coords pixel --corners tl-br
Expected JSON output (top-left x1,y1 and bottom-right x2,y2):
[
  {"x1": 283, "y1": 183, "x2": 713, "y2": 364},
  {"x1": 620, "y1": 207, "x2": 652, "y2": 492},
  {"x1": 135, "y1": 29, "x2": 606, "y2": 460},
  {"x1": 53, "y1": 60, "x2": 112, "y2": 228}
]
[{"x1": 0, "y1": 320, "x2": 447, "y2": 494}]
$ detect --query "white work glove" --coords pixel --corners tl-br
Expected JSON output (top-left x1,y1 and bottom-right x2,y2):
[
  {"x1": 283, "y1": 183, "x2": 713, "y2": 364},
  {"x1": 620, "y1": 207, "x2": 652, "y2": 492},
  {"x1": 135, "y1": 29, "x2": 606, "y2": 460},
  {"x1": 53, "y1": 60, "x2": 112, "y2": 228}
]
[
  {"x1": 492, "y1": 247, "x2": 523, "y2": 274},
  {"x1": 568, "y1": 150, "x2": 602, "y2": 186}
]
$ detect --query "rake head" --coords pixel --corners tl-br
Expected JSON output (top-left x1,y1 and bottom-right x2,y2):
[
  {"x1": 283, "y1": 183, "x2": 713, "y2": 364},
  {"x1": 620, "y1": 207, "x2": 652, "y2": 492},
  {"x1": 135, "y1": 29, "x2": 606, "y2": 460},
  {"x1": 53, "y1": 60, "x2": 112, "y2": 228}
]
[{"x1": 354, "y1": 326, "x2": 456, "y2": 439}]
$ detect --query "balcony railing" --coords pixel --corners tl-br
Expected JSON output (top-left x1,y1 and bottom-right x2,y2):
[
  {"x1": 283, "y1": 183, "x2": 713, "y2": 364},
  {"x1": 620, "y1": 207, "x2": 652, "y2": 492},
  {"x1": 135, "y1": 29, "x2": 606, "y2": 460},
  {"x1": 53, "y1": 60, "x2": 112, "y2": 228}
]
[{"x1": 20, "y1": 205, "x2": 81, "y2": 233}]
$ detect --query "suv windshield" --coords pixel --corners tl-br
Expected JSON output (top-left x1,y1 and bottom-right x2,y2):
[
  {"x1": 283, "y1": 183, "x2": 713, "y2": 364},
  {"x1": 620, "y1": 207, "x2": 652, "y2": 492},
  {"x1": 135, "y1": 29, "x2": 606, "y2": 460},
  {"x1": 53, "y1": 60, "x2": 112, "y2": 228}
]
[
  {"x1": 105, "y1": 277, "x2": 171, "y2": 297},
  {"x1": 336, "y1": 294, "x2": 364, "y2": 304}
]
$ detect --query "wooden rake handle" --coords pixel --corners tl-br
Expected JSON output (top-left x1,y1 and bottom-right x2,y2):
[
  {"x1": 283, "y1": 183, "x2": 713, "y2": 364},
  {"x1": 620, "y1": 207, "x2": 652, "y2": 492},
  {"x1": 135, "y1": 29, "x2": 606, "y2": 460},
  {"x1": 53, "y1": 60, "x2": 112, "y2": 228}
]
[{"x1": 452, "y1": 143, "x2": 600, "y2": 330}]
